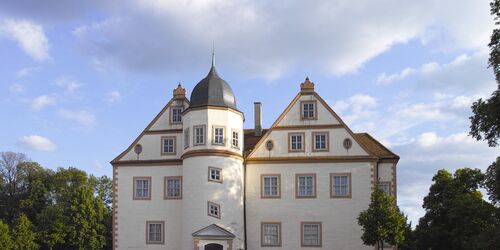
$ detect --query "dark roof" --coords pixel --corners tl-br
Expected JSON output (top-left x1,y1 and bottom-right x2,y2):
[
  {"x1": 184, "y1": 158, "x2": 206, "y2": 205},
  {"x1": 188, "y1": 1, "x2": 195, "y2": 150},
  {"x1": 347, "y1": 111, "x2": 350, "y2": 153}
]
[
  {"x1": 353, "y1": 133, "x2": 399, "y2": 159},
  {"x1": 189, "y1": 66, "x2": 237, "y2": 109},
  {"x1": 242, "y1": 129, "x2": 398, "y2": 160},
  {"x1": 243, "y1": 129, "x2": 268, "y2": 156}
]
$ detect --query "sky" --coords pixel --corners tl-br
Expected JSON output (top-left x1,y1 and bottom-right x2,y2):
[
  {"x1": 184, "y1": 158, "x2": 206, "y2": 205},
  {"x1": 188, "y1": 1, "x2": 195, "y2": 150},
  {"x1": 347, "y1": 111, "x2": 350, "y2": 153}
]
[{"x1": 0, "y1": 0, "x2": 498, "y2": 225}]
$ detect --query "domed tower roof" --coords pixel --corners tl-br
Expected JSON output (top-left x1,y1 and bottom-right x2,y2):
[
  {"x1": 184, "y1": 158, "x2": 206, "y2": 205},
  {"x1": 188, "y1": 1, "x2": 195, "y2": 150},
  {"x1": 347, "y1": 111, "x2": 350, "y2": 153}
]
[{"x1": 189, "y1": 56, "x2": 237, "y2": 110}]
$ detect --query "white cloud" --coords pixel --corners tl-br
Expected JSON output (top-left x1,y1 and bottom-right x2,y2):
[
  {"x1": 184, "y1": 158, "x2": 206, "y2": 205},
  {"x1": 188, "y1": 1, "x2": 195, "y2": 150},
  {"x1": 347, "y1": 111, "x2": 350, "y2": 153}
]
[
  {"x1": 377, "y1": 67, "x2": 416, "y2": 85},
  {"x1": 18, "y1": 135, "x2": 56, "y2": 152},
  {"x1": 9, "y1": 83, "x2": 24, "y2": 93},
  {"x1": 0, "y1": 19, "x2": 49, "y2": 61},
  {"x1": 58, "y1": 109, "x2": 96, "y2": 127},
  {"x1": 16, "y1": 66, "x2": 40, "y2": 77},
  {"x1": 31, "y1": 95, "x2": 56, "y2": 110},
  {"x1": 394, "y1": 131, "x2": 498, "y2": 224},
  {"x1": 106, "y1": 90, "x2": 122, "y2": 103},
  {"x1": 55, "y1": 76, "x2": 81, "y2": 94},
  {"x1": 69, "y1": 0, "x2": 493, "y2": 78}
]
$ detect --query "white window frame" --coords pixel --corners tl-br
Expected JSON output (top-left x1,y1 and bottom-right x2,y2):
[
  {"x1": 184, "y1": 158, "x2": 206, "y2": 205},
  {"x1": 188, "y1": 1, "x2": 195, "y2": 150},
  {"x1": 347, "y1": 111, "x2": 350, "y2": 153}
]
[
  {"x1": 208, "y1": 167, "x2": 223, "y2": 183},
  {"x1": 133, "y1": 177, "x2": 151, "y2": 200},
  {"x1": 301, "y1": 222, "x2": 322, "y2": 247},
  {"x1": 170, "y1": 107, "x2": 183, "y2": 124},
  {"x1": 164, "y1": 176, "x2": 182, "y2": 199},
  {"x1": 193, "y1": 125, "x2": 206, "y2": 146},
  {"x1": 289, "y1": 133, "x2": 305, "y2": 152},
  {"x1": 231, "y1": 129, "x2": 239, "y2": 148},
  {"x1": 331, "y1": 173, "x2": 352, "y2": 198},
  {"x1": 207, "y1": 201, "x2": 221, "y2": 219},
  {"x1": 261, "y1": 175, "x2": 280, "y2": 198},
  {"x1": 296, "y1": 174, "x2": 316, "y2": 198},
  {"x1": 146, "y1": 221, "x2": 164, "y2": 244},
  {"x1": 161, "y1": 136, "x2": 175, "y2": 155},
  {"x1": 212, "y1": 126, "x2": 225, "y2": 145},
  {"x1": 312, "y1": 132, "x2": 329, "y2": 151},
  {"x1": 261, "y1": 222, "x2": 281, "y2": 247}
]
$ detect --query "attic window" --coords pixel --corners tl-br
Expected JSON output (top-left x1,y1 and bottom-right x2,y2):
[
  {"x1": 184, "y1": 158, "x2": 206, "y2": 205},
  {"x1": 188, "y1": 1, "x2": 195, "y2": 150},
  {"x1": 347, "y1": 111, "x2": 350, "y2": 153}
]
[
  {"x1": 171, "y1": 107, "x2": 183, "y2": 124},
  {"x1": 301, "y1": 101, "x2": 317, "y2": 120},
  {"x1": 266, "y1": 140, "x2": 274, "y2": 151},
  {"x1": 343, "y1": 138, "x2": 352, "y2": 150}
]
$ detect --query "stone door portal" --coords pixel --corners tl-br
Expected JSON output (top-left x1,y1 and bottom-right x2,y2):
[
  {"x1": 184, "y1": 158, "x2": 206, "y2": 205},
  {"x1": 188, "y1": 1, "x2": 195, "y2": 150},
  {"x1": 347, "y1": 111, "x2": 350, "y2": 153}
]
[{"x1": 204, "y1": 243, "x2": 223, "y2": 250}]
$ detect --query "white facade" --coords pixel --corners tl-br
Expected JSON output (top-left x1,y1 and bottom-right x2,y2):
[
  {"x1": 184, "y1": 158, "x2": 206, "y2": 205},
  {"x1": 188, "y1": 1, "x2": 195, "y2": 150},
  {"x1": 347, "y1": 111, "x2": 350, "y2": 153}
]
[{"x1": 111, "y1": 73, "x2": 399, "y2": 250}]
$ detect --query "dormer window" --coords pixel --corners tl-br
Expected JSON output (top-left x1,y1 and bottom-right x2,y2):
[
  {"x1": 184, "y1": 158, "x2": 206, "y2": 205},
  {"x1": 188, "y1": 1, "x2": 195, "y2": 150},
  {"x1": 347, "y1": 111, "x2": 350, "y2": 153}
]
[
  {"x1": 194, "y1": 125, "x2": 206, "y2": 146},
  {"x1": 213, "y1": 126, "x2": 225, "y2": 145},
  {"x1": 301, "y1": 101, "x2": 317, "y2": 120},
  {"x1": 170, "y1": 107, "x2": 183, "y2": 124}
]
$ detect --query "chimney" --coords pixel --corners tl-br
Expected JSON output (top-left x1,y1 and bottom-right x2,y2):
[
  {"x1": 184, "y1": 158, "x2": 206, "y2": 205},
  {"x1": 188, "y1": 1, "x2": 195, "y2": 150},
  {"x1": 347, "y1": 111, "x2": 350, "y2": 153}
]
[{"x1": 254, "y1": 102, "x2": 262, "y2": 136}]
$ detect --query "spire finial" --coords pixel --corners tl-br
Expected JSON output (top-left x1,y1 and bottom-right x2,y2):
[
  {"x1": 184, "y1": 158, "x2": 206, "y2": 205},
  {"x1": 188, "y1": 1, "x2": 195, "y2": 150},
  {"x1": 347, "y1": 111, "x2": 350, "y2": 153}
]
[{"x1": 211, "y1": 42, "x2": 215, "y2": 67}]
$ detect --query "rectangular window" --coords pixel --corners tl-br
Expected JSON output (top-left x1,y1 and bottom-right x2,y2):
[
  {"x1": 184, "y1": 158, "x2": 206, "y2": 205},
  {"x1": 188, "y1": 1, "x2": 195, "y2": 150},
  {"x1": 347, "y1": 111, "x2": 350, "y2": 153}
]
[
  {"x1": 161, "y1": 136, "x2": 175, "y2": 155},
  {"x1": 146, "y1": 221, "x2": 164, "y2": 244},
  {"x1": 193, "y1": 125, "x2": 206, "y2": 145},
  {"x1": 170, "y1": 107, "x2": 183, "y2": 124},
  {"x1": 208, "y1": 167, "x2": 222, "y2": 183},
  {"x1": 184, "y1": 128, "x2": 190, "y2": 149},
  {"x1": 301, "y1": 222, "x2": 322, "y2": 247},
  {"x1": 296, "y1": 174, "x2": 316, "y2": 198},
  {"x1": 312, "y1": 132, "x2": 329, "y2": 151},
  {"x1": 133, "y1": 177, "x2": 151, "y2": 200},
  {"x1": 289, "y1": 133, "x2": 305, "y2": 152},
  {"x1": 261, "y1": 174, "x2": 280, "y2": 198},
  {"x1": 207, "y1": 201, "x2": 221, "y2": 219},
  {"x1": 231, "y1": 130, "x2": 239, "y2": 148},
  {"x1": 213, "y1": 126, "x2": 225, "y2": 145},
  {"x1": 378, "y1": 181, "x2": 391, "y2": 195},
  {"x1": 301, "y1": 101, "x2": 317, "y2": 120},
  {"x1": 164, "y1": 176, "x2": 182, "y2": 199},
  {"x1": 331, "y1": 173, "x2": 351, "y2": 198},
  {"x1": 261, "y1": 222, "x2": 281, "y2": 247}
]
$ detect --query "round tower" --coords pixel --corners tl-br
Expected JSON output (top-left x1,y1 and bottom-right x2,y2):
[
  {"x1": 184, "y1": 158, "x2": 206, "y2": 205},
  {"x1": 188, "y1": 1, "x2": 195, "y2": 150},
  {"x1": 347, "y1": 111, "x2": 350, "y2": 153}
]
[{"x1": 181, "y1": 61, "x2": 245, "y2": 250}]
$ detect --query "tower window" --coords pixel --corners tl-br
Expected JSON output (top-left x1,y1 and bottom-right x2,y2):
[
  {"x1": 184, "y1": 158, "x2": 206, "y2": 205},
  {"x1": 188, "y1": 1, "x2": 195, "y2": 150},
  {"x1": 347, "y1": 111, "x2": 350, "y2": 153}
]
[
  {"x1": 208, "y1": 167, "x2": 222, "y2": 183},
  {"x1": 184, "y1": 128, "x2": 190, "y2": 149},
  {"x1": 170, "y1": 107, "x2": 183, "y2": 124},
  {"x1": 301, "y1": 101, "x2": 317, "y2": 120},
  {"x1": 193, "y1": 125, "x2": 206, "y2": 145},
  {"x1": 207, "y1": 201, "x2": 221, "y2": 219},
  {"x1": 213, "y1": 126, "x2": 225, "y2": 145},
  {"x1": 231, "y1": 130, "x2": 239, "y2": 148}
]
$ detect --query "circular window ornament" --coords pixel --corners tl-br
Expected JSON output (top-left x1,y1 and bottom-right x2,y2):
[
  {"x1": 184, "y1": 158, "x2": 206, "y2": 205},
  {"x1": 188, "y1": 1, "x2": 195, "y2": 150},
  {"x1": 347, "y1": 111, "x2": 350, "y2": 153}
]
[
  {"x1": 265, "y1": 140, "x2": 274, "y2": 151},
  {"x1": 134, "y1": 144, "x2": 143, "y2": 155},
  {"x1": 343, "y1": 138, "x2": 352, "y2": 150}
]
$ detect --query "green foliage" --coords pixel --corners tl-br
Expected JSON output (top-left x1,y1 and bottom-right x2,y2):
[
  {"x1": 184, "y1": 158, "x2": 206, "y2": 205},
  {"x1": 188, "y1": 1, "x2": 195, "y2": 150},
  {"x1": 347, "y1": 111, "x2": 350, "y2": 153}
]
[
  {"x1": 0, "y1": 151, "x2": 113, "y2": 250},
  {"x1": 0, "y1": 220, "x2": 13, "y2": 250},
  {"x1": 11, "y1": 214, "x2": 38, "y2": 250},
  {"x1": 415, "y1": 169, "x2": 499, "y2": 250},
  {"x1": 484, "y1": 156, "x2": 500, "y2": 205},
  {"x1": 358, "y1": 186, "x2": 406, "y2": 248},
  {"x1": 470, "y1": 0, "x2": 500, "y2": 147}
]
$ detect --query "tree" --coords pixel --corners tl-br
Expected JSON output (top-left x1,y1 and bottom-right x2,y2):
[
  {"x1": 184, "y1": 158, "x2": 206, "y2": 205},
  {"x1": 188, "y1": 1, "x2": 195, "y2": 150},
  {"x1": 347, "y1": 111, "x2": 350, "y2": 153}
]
[
  {"x1": 36, "y1": 205, "x2": 66, "y2": 250},
  {"x1": 0, "y1": 152, "x2": 28, "y2": 223},
  {"x1": 470, "y1": 0, "x2": 500, "y2": 147},
  {"x1": 358, "y1": 186, "x2": 406, "y2": 249},
  {"x1": 484, "y1": 156, "x2": 500, "y2": 205},
  {"x1": 11, "y1": 214, "x2": 38, "y2": 250},
  {"x1": 415, "y1": 169, "x2": 498, "y2": 250},
  {"x1": 0, "y1": 220, "x2": 12, "y2": 250}
]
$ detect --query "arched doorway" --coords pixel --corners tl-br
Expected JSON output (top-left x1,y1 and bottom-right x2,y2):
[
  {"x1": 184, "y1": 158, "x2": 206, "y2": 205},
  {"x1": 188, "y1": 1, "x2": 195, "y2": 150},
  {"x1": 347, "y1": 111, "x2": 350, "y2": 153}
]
[{"x1": 204, "y1": 243, "x2": 223, "y2": 250}]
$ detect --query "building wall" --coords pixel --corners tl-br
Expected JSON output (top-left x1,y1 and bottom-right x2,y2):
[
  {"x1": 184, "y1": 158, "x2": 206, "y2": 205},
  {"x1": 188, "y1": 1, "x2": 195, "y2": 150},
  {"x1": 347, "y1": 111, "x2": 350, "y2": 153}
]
[
  {"x1": 246, "y1": 162, "x2": 373, "y2": 250},
  {"x1": 277, "y1": 94, "x2": 341, "y2": 126},
  {"x1": 115, "y1": 165, "x2": 183, "y2": 250}
]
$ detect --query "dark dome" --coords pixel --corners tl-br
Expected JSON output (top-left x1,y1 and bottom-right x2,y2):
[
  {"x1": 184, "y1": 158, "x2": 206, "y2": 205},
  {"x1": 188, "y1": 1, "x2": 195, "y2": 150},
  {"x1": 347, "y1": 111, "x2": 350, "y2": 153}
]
[{"x1": 189, "y1": 65, "x2": 237, "y2": 109}]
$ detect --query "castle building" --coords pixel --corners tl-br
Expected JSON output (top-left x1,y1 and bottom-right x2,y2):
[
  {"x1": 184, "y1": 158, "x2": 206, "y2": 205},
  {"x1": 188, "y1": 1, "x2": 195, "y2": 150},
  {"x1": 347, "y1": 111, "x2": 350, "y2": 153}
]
[{"x1": 111, "y1": 59, "x2": 399, "y2": 250}]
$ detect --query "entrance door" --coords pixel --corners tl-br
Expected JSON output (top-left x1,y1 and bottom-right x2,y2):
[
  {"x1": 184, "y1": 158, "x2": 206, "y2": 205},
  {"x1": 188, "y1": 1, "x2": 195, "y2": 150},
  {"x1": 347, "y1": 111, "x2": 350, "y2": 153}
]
[{"x1": 204, "y1": 243, "x2": 223, "y2": 250}]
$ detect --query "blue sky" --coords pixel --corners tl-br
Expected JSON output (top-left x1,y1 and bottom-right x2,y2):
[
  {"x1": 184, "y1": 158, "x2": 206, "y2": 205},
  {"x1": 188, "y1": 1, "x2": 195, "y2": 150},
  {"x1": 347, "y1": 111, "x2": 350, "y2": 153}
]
[{"x1": 0, "y1": 0, "x2": 498, "y2": 224}]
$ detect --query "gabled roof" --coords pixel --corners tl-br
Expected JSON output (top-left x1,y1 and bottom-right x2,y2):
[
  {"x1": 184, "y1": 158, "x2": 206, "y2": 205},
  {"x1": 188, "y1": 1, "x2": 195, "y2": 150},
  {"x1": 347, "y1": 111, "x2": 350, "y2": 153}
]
[
  {"x1": 191, "y1": 224, "x2": 235, "y2": 239},
  {"x1": 243, "y1": 129, "x2": 268, "y2": 156},
  {"x1": 353, "y1": 133, "x2": 399, "y2": 160}
]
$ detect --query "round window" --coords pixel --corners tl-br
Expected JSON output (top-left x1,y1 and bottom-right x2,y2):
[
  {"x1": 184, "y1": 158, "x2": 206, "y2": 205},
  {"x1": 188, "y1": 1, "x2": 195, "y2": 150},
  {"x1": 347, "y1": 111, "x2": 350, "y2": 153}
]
[
  {"x1": 343, "y1": 138, "x2": 352, "y2": 150},
  {"x1": 134, "y1": 144, "x2": 143, "y2": 154},
  {"x1": 265, "y1": 140, "x2": 274, "y2": 151}
]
